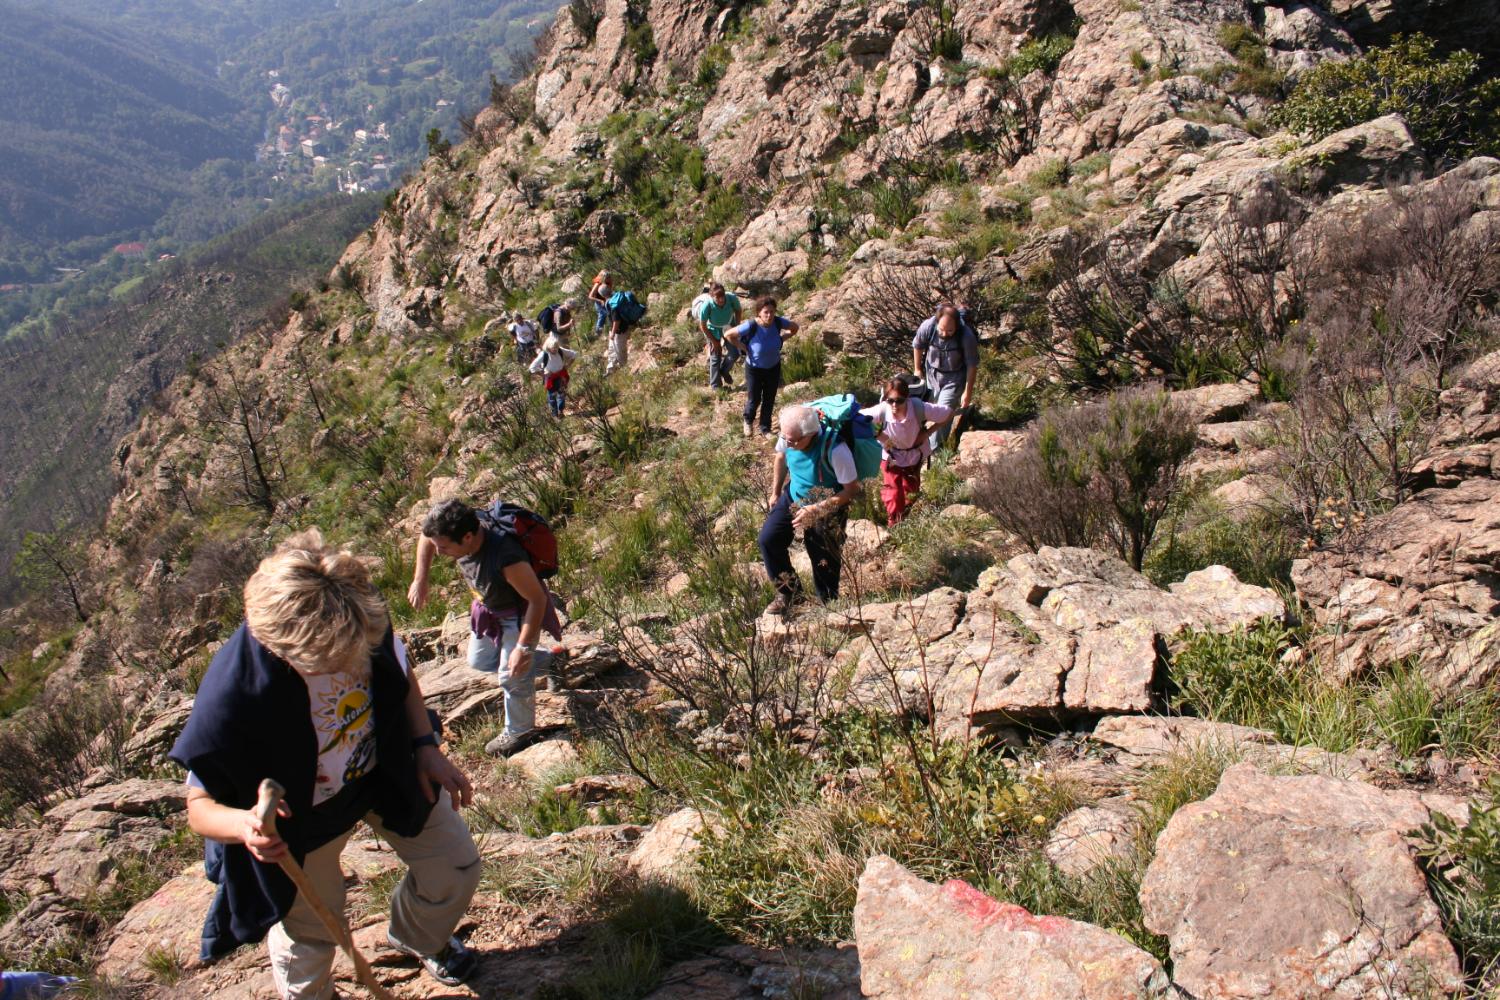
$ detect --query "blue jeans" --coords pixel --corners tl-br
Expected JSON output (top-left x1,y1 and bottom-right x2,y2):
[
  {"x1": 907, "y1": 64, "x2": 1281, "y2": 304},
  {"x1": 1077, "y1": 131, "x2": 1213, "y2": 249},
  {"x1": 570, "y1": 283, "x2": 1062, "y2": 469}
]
[
  {"x1": 926, "y1": 378, "x2": 964, "y2": 454},
  {"x1": 468, "y1": 622, "x2": 553, "y2": 738},
  {"x1": 547, "y1": 387, "x2": 567, "y2": 416},
  {"x1": 708, "y1": 339, "x2": 740, "y2": 387},
  {"x1": 592, "y1": 301, "x2": 609, "y2": 336},
  {"x1": 758, "y1": 490, "x2": 848, "y2": 601}
]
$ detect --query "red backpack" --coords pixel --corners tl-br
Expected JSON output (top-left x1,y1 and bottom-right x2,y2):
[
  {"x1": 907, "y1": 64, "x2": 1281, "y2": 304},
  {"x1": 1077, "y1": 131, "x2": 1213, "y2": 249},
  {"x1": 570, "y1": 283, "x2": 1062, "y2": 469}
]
[{"x1": 476, "y1": 501, "x2": 559, "y2": 579}]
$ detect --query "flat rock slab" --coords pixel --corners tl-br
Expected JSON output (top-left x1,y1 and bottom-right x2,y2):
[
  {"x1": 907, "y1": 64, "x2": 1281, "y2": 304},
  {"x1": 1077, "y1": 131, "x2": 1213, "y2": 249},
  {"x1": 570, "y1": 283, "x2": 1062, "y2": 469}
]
[
  {"x1": 97, "y1": 867, "x2": 215, "y2": 982},
  {"x1": 855, "y1": 855, "x2": 1171, "y2": 999},
  {"x1": 628, "y1": 807, "x2": 708, "y2": 883},
  {"x1": 1140, "y1": 764, "x2": 1465, "y2": 999},
  {"x1": 1090, "y1": 715, "x2": 1371, "y2": 779}
]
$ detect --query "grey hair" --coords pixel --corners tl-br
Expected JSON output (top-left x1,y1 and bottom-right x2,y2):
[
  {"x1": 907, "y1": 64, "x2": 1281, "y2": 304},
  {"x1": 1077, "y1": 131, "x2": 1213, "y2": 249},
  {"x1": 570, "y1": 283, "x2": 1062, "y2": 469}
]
[{"x1": 781, "y1": 405, "x2": 822, "y2": 438}]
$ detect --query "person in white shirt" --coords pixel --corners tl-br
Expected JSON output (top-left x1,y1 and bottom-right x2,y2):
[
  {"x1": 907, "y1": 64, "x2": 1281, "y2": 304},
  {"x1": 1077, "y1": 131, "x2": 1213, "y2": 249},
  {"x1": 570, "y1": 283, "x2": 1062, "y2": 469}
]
[
  {"x1": 860, "y1": 376, "x2": 954, "y2": 524},
  {"x1": 757, "y1": 404, "x2": 862, "y2": 616},
  {"x1": 508, "y1": 312, "x2": 539, "y2": 367},
  {"x1": 528, "y1": 335, "x2": 579, "y2": 417}
]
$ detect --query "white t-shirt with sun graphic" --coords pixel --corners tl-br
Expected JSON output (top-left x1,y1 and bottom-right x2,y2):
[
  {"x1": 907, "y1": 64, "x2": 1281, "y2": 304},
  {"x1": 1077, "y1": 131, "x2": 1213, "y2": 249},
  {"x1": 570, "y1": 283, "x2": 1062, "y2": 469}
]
[{"x1": 305, "y1": 669, "x2": 377, "y2": 806}]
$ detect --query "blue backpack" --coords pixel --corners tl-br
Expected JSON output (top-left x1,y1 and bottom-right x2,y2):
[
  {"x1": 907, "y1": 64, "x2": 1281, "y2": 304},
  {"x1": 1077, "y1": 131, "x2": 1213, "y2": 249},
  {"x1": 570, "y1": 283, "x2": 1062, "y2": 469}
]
[
  {"x1": 808, "y1": 394, "x2": 883, "y2": 481},
  {"x1": 607, "y1": 290, "x2": 647, "y2": 326}
]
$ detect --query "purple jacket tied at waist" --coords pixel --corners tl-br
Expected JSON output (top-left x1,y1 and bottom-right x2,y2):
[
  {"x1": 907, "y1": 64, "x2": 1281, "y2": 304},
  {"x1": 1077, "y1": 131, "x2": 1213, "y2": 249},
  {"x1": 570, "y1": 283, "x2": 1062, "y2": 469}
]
[{"x1": 470, "y1": 592, "x2": 563, "y2": 643}]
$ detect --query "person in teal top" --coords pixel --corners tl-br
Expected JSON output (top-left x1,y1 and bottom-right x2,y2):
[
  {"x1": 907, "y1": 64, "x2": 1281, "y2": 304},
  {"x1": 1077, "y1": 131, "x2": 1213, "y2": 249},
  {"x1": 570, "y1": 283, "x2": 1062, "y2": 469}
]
[
  {"x1": 695, "y1": 281, "x2": 743, "y2": 389},
  {"x1": 758, "y1": 404, "x2": 861, "y2": 617}
]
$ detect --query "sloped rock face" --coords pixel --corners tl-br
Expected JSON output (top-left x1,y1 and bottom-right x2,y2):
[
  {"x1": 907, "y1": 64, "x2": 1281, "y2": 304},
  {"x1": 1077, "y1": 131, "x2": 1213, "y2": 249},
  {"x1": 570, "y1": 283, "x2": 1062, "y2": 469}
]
[
  {"x1": 855, "y1": 854, "x2": 1172, "y2": 999},
  {"x1": 1293, "y1": 349, "x2": 1500, "y2": 688},
  {"x1": 843, "y1": 547, "x2": 1282, "y2": 734},
  {"x1": 1140, "y1": 764, "x2": 1466, "y2": 999}
]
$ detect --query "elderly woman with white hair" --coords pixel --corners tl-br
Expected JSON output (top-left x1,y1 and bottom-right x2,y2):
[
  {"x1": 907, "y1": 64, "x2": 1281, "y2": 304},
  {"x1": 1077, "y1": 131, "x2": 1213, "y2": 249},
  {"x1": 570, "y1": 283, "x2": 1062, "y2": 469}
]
[{"x1": 757, "y1": 403, "x2": 863, "y2": 617}]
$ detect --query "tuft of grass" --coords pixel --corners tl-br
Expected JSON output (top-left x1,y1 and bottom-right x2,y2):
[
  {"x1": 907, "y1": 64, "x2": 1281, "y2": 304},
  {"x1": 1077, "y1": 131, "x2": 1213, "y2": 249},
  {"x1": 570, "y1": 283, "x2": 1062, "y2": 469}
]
[
  {"x1": 143, "y1": 944, "x2": 186, "y2": 986},
  {"x1": 1171, "y1": 622, "x2": 1500, "y2": 761}
]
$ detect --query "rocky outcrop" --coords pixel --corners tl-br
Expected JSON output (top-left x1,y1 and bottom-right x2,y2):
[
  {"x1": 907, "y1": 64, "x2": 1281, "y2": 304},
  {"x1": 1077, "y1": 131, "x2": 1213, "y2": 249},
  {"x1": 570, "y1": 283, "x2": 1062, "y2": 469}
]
[
  {"x1": 842, "y1": 547, "x2": 1282, "y2": 734},
  {"x1": 627, "y1": 807, "x2": 709, "y2": 883},
  {"x1": 855, "y1": 854, "x2": 1172, "y2": 998},
  {"x1": 1293, "y1": 349, "x2": 1500, "y2": 687},
  {"x1": 1141, "y1": 764, "x2": 1467, "y2": 999}
]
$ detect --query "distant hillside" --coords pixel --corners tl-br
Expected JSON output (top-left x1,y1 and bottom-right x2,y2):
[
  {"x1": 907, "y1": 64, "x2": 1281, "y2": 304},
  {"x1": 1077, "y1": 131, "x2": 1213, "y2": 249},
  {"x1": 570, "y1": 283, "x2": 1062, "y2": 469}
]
[
  {"x1": 0, "y1": 193, "x2": 381, "y2": 602},
  {"x1": 0, "y1": 4, "x2": 254, "y2": 264}
]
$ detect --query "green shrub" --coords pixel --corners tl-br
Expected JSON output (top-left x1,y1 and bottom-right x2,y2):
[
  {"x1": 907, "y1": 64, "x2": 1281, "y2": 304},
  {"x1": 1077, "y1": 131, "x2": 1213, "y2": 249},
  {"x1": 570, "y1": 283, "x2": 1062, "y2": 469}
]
[
  {"x1": 1009, "y1": 29, "x2": 1077, "y2": 77},
  {"x1": 570, "y1": 0, "x2": 603, "y2": 42},
  {"x1": 1271, "y1": 34, "x2": 1500, "y2": 157},
  {"x1": 781, "y1": 336, "x2": 828, "y2": 383},
  {"x1": 975, "y1": 389, "x2": 1197, "y2": 570},
  {"x1": 1418, "y1": 777, "x2": 1500, "y2": 974}
]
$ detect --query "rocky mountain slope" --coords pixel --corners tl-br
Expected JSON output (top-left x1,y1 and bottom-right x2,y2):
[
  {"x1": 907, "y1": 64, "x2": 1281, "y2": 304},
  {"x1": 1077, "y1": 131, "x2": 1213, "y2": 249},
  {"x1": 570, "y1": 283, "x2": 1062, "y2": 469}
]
[{"x1": 1, "y1": 0, "x2": 1498, "y2": 996}]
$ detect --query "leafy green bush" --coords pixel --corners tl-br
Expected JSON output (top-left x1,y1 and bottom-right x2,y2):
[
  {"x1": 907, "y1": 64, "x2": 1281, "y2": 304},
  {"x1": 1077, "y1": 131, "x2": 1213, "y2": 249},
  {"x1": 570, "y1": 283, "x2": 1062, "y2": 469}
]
[
  {"x1": 1009, "y1": 29, "x2": 1077, "y2": 77},
  {"x1": 1418, "y1": 778, "x2": 1500, "y2": 975},
  {"x1": 1271, "y1": 34, "x2": 1500, "y2": 157},
  {"x1": 974, "y1": 389, "x2": 1197, "y2": 569},
  {"x1": 570, "y1": 0, "x2": 602, "y2": 42}
]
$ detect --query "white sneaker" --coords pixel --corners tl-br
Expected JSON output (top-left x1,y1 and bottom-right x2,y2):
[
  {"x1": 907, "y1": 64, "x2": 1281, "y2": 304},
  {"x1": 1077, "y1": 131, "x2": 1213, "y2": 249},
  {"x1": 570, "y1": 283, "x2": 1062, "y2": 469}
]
[{"x1": 742, "y1": 420, "x2": 753, "y2": 437}]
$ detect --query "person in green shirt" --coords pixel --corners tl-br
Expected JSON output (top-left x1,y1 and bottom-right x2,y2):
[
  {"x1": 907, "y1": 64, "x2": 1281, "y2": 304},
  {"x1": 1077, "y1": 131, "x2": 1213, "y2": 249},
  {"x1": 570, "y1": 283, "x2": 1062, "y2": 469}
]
[{"x1": 695, "y1": 281, "x2": 743, "y2": 390}]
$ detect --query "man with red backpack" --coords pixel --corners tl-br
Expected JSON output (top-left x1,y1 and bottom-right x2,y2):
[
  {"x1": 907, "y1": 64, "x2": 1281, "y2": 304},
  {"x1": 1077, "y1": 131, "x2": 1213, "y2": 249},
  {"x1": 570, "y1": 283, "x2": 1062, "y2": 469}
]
[{"x1": 408, "y1": 499, "x2": 560, "y2": 757}]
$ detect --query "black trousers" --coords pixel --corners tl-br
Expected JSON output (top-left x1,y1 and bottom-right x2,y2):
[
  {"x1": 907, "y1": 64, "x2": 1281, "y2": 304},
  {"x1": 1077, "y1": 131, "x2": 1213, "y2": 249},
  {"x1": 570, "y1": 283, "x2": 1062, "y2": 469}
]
[
  {"x1": 758, "y1": 491, "x2": 848, "y2": 601},
  {"x1": 742, "y1": 362, "x2": 782, "y2": 432}
]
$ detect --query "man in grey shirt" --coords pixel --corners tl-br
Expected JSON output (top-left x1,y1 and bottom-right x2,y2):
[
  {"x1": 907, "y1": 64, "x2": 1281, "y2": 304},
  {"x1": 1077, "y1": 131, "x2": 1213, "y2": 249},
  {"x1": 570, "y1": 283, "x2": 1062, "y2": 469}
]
[{"x1": 912, "y1": 302, "x2": 979, "y2": 453}]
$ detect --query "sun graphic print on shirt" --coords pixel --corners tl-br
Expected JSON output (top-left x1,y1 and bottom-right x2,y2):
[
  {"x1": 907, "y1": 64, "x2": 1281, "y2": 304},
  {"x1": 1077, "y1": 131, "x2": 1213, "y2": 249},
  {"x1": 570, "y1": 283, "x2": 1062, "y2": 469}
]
[{"x1": 305, "y1": 670, "x2": 377, "y2": 806}]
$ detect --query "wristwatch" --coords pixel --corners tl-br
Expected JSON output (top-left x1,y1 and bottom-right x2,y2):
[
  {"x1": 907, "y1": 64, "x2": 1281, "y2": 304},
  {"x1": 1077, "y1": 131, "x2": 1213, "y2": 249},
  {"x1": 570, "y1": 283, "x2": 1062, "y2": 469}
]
[
  {"x1": 412, "y1": 733, "x2": 439, "y2": 750},
  {"x1": 517, "y1": 643, "x2": 535, "y2": 654}
]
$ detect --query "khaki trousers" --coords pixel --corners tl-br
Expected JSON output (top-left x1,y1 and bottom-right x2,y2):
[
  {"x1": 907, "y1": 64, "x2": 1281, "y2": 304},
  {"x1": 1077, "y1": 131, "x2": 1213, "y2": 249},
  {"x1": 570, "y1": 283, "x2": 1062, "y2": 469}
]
[
  {"x1": 267, "y1": 796, "x2": 481, "y2": 1000},
  {"x1": 605, "y1": 329, "x2": 630, "y2": 374}
]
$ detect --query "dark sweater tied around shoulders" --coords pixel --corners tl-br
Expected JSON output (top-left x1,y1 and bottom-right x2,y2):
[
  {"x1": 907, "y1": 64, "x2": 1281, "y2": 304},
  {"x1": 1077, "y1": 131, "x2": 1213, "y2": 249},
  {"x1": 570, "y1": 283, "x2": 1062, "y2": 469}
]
[{"x1": 168, "y1": 622, "x2": 434, "y2": 960}]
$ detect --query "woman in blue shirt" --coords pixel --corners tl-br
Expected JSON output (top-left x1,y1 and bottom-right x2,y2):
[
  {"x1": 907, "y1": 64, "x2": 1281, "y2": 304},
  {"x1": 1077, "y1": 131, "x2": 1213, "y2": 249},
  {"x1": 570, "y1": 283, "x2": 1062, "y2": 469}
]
[{"x1": 727, "y1": 296, "x2": 800, "y2": 436}]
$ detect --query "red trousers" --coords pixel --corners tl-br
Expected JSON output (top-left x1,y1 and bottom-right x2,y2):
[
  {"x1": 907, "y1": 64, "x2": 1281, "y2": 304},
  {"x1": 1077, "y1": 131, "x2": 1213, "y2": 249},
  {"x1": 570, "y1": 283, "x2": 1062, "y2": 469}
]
[{"x1": 880, "y1": 460, "x2": 922, "y2": 525}]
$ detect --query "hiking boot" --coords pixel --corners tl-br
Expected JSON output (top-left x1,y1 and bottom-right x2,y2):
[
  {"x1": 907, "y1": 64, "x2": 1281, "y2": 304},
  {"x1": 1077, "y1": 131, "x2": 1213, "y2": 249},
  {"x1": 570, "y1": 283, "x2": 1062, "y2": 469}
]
[
  {"x1": 387, "y1": 933, "x2": 477, "y2": 987},
  {"x1": 742, "y1": 420, "x2": 753, "y2": 437},
  {"x1": 765, "y1": 593, "x2": 795, "y2": 618},
  {"x1": 485, "y1": 730, "x2": 543, "y2": 757}
]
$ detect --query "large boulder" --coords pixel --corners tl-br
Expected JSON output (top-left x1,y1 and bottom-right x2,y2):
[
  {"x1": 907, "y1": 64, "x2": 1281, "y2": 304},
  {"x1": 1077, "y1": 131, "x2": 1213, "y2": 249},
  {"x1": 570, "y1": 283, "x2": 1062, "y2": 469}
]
[
  {"x1": 842, "y1": 548, "x2": 1283, "y2": 734},
  {"x1": 855, "y1": 855, "x2": 1171, "y2": 998},
  {"x1": 1140, "y1": 764, "x2": 1466, "y2": 999},
  {"x1": 96, "y1": 869, "x2": 216, "y2": 983}
]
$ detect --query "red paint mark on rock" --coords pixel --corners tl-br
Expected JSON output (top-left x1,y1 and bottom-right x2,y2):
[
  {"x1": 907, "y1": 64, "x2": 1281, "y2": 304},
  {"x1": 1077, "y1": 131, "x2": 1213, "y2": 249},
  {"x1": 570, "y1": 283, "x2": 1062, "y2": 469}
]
[{"x1": 940, "y1": 879, "x2": 1065, "y2": 933}]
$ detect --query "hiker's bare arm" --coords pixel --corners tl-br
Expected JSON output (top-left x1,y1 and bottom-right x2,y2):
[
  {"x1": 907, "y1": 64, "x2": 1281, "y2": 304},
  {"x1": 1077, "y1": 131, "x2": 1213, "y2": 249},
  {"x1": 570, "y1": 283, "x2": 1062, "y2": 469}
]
[
  {"x1": 186, "y1": 785, "x2": 289, "y2": 862},
  {"x1": 726, "y1": 327, "x2": 744, "y2": 350},
  {"x1": 782, "y1": 319, "x2": 800, "y2": 336},
  {"x1": 962, "y1": 366, "x2": 977, "y2": 409},
  {"x1": 502, "y1": 561, "x2": 549, "y2": 676},
  {"x1": 770, "y1": 452, "x2": 787, "y2": 507},
  {"x1": 408, "y1": 536, "x2": 437, "y2": 608},
  {"x1": 403, "y1": 673, "x2": 472, "y2": 807},
  {"x1": 913, "y1": 347, "x2": 924, "y2": 376}
]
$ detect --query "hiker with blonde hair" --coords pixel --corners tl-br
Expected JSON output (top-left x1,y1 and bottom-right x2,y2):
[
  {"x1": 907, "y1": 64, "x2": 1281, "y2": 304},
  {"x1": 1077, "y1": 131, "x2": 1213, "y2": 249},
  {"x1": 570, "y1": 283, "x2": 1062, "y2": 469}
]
[
  {"x1": 171, "y1": 530, "x2": 480, "y2": 998},
  {"x1": 587, "y1": 270, "x2": 613, "y2": 338},
  {"x1": 529, "y1": 334, "x2": 579, "y2": 416}
]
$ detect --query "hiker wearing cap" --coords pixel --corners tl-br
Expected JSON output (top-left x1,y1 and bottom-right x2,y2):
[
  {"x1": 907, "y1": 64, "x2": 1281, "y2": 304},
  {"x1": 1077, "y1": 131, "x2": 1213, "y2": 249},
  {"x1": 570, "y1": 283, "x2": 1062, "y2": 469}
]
[
  {"x1": 727, "y1": 297, "x2": 799, "y2": 437},
  {"x1": 529, "y1": 335, "x2": 578, "y2": 417},
  {"x1": 912, "y1": 302, "x2": 978, "y2": 453},
  {"x1": 758, "y1": 404, "x2": 861, "y2": 617},
  {"x1": 695, "y1": 281, "x2": 743, "y2": 390},
  {"x1": 408, "y1": 500, "x2": 560, "y2": 758},
  {"x1": 170, "y1": 529, "x2": 481, "y2": 997},
  {"x1": 587, "y1": 271, "x2": 613, "y2": 338},
  {"x1": 508, "y1": 311, "x2": 539, "y2": 367},
  {"x1": 861, "y1": 376, "x2": 955, "y2": 525}
]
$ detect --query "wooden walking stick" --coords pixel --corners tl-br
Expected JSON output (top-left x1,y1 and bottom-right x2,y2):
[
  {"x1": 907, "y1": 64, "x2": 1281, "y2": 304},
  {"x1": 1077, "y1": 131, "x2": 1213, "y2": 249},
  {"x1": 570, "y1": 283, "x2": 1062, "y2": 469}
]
[{"x1": 252, "y1": 779, "x2": 401, "y2": 1000}]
